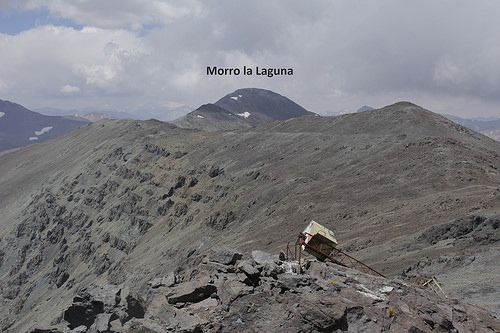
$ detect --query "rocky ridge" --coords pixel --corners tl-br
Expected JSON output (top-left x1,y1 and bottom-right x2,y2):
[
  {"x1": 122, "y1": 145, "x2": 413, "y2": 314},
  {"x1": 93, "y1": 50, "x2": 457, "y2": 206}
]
[{"x1": 32, "y1": 249, "x2": 499, "y2": 332}]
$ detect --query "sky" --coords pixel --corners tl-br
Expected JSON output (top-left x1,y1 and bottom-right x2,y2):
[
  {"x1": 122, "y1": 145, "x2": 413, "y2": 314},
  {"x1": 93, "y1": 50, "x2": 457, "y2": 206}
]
[{"x1": 1, "y1": 0, "x2": 499, "y2": 119}]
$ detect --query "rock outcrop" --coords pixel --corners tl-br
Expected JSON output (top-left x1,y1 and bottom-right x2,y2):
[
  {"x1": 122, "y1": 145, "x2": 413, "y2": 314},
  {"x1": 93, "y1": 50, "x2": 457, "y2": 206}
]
[{"x1": 33, "y1": 249, "x2": 500, "y2": 332}]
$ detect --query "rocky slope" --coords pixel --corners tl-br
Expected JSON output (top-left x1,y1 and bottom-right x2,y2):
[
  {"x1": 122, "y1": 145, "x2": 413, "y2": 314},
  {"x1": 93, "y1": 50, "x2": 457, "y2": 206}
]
[
  {"x1": 0, "y1": 102, "x2": 499, "y2": 331},
  {"x1": 173, "y1": 88, "x2": 315, "y2": 131},
  {"x1": 172, "y1": 104, "x2": 252, "y2": 132}
]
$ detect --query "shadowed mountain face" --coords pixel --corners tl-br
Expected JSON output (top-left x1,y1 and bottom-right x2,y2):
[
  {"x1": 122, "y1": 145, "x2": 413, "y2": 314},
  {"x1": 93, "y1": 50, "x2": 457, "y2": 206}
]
[
  {"x1": 214, "y1": 87, "x2": 315, "y2": 124},
  {"x1": 173, "y1": 88, "x2": 316, "y2": 130},
  {"x1": 0, "y1": 102, "x2": 499, "y2": 331},
  {"x1": 0, "y1": 100, "x2": 87, "y2": 151},
  {"x1": 171, "y1": 103, "x2": 252, "y2": 131}
]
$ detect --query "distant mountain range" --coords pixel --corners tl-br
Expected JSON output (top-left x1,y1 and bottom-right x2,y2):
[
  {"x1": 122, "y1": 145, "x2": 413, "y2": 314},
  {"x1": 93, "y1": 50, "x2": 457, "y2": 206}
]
[
  {"x1": 35, "y1": 104, "x2": 194, "y2": 122},
  {"x1": 35, "y1": 106, "x2": 130, "y2": 120},
  {"x1": 172, "y1": 88, "x2": 317, "y2": 131},
  {"x1": 0, "y1": 100, "x2": 88, "y2": 151},
  {"x1": 444, "y1": 114, "x2": 500, "y2": 141},
  {"x1": 2, "y1": 91, "x2": 500, "y2": 153}
]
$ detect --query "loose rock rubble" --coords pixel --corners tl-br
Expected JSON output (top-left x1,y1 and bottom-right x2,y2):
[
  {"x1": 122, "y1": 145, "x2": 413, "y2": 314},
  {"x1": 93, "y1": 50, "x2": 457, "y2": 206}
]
[{"x1": 32, "y1": 248, "x2": 500, "y2": 332}]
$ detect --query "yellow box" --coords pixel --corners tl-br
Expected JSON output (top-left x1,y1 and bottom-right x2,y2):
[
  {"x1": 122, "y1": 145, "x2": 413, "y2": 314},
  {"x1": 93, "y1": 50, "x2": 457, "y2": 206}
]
[{"x1": 302, "y1": 220, "x2": 338, "y2": 261}]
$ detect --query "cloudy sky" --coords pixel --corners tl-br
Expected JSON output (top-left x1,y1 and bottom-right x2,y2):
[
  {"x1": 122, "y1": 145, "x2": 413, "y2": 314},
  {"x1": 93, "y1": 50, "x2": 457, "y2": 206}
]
[{"x1": 1, "y1": 0, "x2": 499, "y2": 119}]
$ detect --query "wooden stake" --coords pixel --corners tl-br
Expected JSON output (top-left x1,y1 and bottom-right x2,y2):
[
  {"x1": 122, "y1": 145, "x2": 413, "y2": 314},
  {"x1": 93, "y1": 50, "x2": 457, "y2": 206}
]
[{"x1": 432, "y1": 276, "x2": 448, "y2": 299}]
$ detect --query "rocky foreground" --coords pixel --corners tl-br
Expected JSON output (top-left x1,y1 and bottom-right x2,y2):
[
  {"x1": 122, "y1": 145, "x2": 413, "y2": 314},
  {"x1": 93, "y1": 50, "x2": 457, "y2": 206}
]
[{"x1": 33, "y1": 249, "x2": 500, "y2": 333}]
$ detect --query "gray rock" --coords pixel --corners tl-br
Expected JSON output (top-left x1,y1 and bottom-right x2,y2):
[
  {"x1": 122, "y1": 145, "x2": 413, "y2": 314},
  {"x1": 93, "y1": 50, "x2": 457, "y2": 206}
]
[
  {"x1": 237, "y1": 260, "x2": 260, "y2": 277},
  {"x1": 260, "y1": 262, "x2": 284, "y2": 279},
  {"x1": 85, "y1": 284, "x2": 121, "y2": 310},
  {"x1": 31, "y1": 328, "x2": 64, "y2": 333},
  {"x1": 71, "y1": 326, "x2": 88, "y2": 333},
  {"x1": 251, "y1": 250, "x2": 279, "y2": 265},
  {"x1": 88, "y1": 313, "x2": 112, "y2": 333},
  {"x1": 276, "y1": 274, "x2": 315, "y2": 292},
  {"x1": 125, "y1": 293, "x2": 146, "y2": 319},
  {"x1": 121, "y1": 318, "x2": 167, "y2": 333},
  {"x1": 64, "y1": 300, "x2": 104, "y2": 330},
  {"x1": 209, "y1": 248, "x2": 242, "y2": 265},
  {"x1": 109, "y1": 319, "x2": 123, "y2": 332},
  {"x1": 167, "y1": 282, "x2": 217, "y2": 304},
  {"x1": 148, "y1": 273, "x2": 176, "y2": 288},
  {"x1": 28, "y1": 249, "x2": 500, "y2": 333},
  {"x1": 217, "y1": 279, "x2": 254, "y2": 307}
]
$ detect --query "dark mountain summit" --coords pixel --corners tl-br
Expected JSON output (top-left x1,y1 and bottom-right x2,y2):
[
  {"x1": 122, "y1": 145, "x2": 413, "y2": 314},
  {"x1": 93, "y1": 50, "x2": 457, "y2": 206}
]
[
  {"x1": 0, "y1": 100, "x2": 87, "y2": 151},
  {"x1": 173, "y1": 88, "x2": 315, "y2": 131},
  {"x1": 0, "y1": 101, "x2": 499, "y2": 332},
  {"x1": 356, "y1": 105, "x2": 375, "y2": 112},
  {"x1": 214, "y1": 87, "x2": 315, "y2": 124}
]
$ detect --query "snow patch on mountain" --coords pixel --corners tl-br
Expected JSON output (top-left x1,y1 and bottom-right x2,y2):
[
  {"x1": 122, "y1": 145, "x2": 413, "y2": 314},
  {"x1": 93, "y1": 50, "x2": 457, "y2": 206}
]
[
  {"x1": 237, "y1": 111, "x2": 251, "y2": 118},
  {"x1": 35, "y1": 126, "x2": 53, "y2": 136}
]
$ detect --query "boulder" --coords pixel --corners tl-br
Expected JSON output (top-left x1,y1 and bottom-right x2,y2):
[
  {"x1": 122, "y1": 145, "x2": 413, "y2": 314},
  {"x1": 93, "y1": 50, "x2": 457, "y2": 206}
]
[
  {"x1": 237, "y1": 260, "x2": 260, "y2": 277},
  {"x1": 208, "y1": 248, "x2": 242, "y2": 265},
  {"x1": 217, "y1": 279, "x2": 254, "y2": 308},
  {"x1": 166, "y1": 282, "x2": 217, "y2": 304},
  {"x1": 85, "y1": 284, "x2": 121, "y2": 310},
  {"x1": 260, "y1": 262, "x2": 284, "y2": 279},
  {"x1": 276, "y1": 274, "x2": 315, "y2": 293},
  {"x1": 70, "y1": 326, "x2": 88, "y2": 333},
  {"x1": 251, "y1": 250, "x2": 279, "y2": 265},
  {"x1": 63, "y1": 300, "x2": 104, "y2": 329},
  {"x1": 109, "y1": 319, "x2": 123, "y2": 332},
  {"x1": 125, "y1": 293, "x2": 147, "y2": 319},
  {"x1": 88, "y1": 313, "x2": 113, "y2": 333},
  {"x1": 148, "y1": 273, "x2": 176, "y2": 288}
]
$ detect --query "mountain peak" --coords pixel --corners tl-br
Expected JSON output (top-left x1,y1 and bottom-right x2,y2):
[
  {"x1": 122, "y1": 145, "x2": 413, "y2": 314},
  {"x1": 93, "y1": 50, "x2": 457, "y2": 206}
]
[
  {"x1": 173, "y1": 87, "x2": 315, "y2": 131},
  {"x1": 215, "y1": 88, "x2": 315, "y2": 124}
]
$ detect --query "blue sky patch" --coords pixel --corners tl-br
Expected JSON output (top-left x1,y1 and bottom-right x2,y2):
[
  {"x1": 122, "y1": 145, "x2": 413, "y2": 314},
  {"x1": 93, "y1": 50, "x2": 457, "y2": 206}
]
[{"x1": 0, "y1": 8, "x2": 82, "y2": 35}]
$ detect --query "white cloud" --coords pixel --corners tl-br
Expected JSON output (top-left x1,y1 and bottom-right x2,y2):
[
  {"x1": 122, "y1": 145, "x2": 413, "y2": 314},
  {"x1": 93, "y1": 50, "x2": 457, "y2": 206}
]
[
  {"x1": 0, "y1": 24, "x2": 149, "y2": 101},
  {"x1": 1, "y1": 1, "x2": 500, "y2": 117},
  {"x1": 60, "y1": 84, "x2": 80, "y2": 93},
  {"x1": 14, "y1": 0, "x2": 204, "y2": 30},
  {"x1": 0, "y1": 79, "x2": 6, "y2": 92},
  {"x1": 172, "y1": 69, "x2": 201, "y2": 90},
  {"x1": 433, "y1": 57, "x2": 462, "y2": 85}
]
